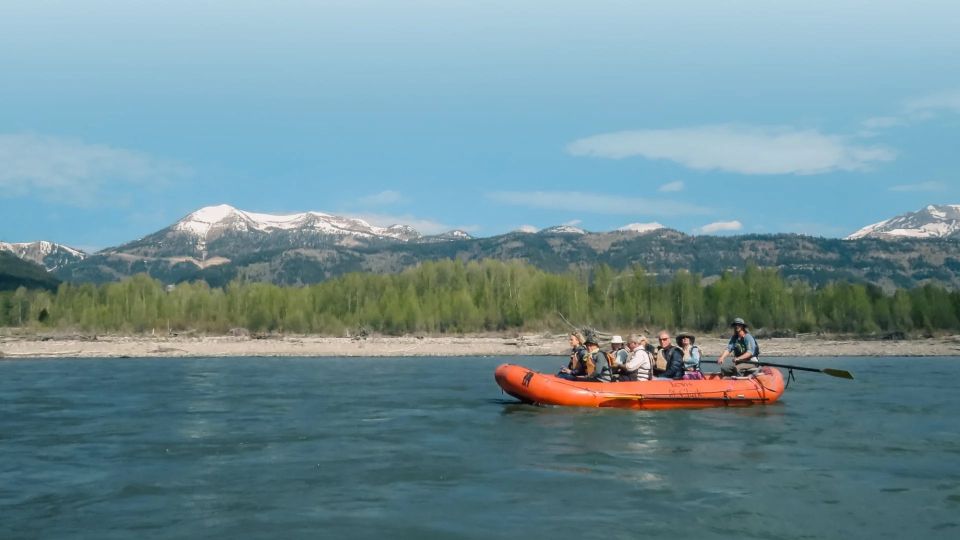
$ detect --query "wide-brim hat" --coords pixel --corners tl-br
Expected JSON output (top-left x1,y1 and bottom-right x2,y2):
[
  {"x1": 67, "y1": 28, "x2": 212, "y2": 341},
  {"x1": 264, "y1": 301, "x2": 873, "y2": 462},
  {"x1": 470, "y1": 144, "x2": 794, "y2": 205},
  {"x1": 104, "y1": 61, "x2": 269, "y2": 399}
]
[
  {"x1": 610, "y1": 335, "x2": 624, "y2": 345},
  {"x1": 583, "y1": 331, "x2": 599, "y2": 345},
  {"x1": 676, "y1": 332, "x2": 696, "y2": 344},
  {"x1": 730, "y1": 317, "x2": 748, "y2": 328}
]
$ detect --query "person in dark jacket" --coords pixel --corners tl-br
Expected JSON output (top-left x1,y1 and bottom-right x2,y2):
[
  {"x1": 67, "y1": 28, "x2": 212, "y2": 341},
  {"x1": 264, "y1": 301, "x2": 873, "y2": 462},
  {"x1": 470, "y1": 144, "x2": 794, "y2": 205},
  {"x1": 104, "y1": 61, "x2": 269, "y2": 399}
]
[{"x1": 654, "y1": 331, "x2": 685, "y2": 380}]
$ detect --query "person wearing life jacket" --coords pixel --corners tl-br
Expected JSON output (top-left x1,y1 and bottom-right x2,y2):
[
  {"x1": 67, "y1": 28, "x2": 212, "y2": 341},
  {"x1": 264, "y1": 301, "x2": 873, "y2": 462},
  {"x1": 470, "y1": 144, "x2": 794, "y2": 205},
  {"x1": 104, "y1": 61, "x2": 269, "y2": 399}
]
[
  {"x1": 677, "y1": 332, "x2": 704, "y2": 380},
  {"x1": 617, "y1": 333, "x2": 653, "y2": 381},
  {"x1": 602, "y1": 335, "x2": 629, "y2": 381},
  {"x1": 654, "y1": 331, "x2": 685, "y2": 380},
  {"x1": 716, "y1": 317, "x2": 760, "y2": 377},
  {"x1": 558, "y1": 331, "x2": 590, "y2": 379},
  {"x1": 583, "y1": 333, "x2": 613, "y2": 382}
]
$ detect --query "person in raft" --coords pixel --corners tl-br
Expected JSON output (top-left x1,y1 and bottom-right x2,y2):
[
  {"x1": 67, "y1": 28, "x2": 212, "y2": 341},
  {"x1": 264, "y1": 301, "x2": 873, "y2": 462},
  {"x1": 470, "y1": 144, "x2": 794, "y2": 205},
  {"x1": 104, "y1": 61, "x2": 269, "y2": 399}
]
[
  {"x1": 617, "y1": 333, "x2": 653, "y2": 381},
  {"x1": 654, "y1": 331, "x2": 685, "y2": 380},
  {"x1": 558, "y1": 331, "x2": 591, "y2": 379},
  {"x1": 603, "y1": 335, "x2": 629, "y2": 381},
  {"x1": 716, "y1": 317, "x2": 760, "y2": 377},
  {"x1": 583, "y1": 333, "x2": 613, "y2": 381},
  {"x1": 676, "y1": 332, "x2": 704, "y2": 380}
]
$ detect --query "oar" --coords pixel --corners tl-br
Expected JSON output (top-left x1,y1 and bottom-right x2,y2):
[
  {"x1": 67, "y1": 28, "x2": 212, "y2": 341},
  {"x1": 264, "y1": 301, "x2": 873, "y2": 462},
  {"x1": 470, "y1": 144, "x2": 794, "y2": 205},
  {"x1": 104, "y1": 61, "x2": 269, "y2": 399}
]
[{"x1": 703, "y1": 360, "x2": 853, "y2": 380}]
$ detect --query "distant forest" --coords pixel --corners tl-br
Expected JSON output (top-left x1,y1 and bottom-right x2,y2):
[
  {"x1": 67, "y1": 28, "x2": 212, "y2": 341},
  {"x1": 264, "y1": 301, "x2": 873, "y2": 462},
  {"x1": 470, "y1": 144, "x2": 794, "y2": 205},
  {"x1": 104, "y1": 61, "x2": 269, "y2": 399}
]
[{"x1": 2, "y1": 259, "x2": 959, "y2": 336}]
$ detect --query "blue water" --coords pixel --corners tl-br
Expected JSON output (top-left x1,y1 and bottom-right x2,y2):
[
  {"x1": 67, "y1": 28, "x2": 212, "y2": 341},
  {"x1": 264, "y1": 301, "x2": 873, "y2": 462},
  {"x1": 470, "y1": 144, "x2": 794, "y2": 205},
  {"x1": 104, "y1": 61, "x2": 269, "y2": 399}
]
[{"x1": 1, "y1": 356, "x2": 958, "y2": 539}]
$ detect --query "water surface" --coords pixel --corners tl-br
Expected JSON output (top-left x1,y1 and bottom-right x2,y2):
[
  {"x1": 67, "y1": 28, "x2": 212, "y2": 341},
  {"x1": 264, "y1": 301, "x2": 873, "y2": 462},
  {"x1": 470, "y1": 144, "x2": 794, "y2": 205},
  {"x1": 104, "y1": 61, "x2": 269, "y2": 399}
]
[{"x1": 2, "y1": 356, "x2": 958, "y2": 539}]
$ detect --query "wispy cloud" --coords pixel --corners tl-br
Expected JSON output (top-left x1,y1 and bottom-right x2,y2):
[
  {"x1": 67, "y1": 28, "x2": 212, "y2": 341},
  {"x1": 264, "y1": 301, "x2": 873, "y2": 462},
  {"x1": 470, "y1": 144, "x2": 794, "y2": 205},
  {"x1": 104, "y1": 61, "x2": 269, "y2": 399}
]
[
  {"x1": 487, "y1": 191, "x2": 711, "y2": 216},
  {"x1": 567, "y1": 125, "x2": 895, "y2": 175},
  {"x1": 860, "y1": 90, "x2": 960, "y2": 135},
  {"x1": 0, "y1": 133, "x2": 189, "y2": 206},
  {"x1": 658, "y1": 180, "x2": 685, "y2": 192},
  {"x1": 888, "y1": 181, "x2": 947, "y2": 192},
  {"x1": 358, "y1": 190, "x2": 406, "y2": 206},
  {"x1": 516, "y1": 225, "x2": 539, "y2": 233},
  {"x1": 905, "y1": 89, "x2": 960, "y2": 116},
  {"x1": 696, "y1": 220, "x2": 743, "y2": 234},
  {"x1": 355, "y1": 212, "x2": 475, "y2": 235},
  {"x1": 562, "y1": 219, "x2": 582, "y2": 226}
]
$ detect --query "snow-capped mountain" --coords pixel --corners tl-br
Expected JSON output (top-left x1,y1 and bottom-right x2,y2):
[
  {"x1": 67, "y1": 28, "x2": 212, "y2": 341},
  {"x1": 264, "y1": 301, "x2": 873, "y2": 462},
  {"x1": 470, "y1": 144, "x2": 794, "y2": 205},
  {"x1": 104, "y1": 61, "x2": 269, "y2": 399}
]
[
  {"x1": 172, "y1": 204, "x2": 421, "y2": 248},
  {"x1": 421, "y1": 229, "x2": 474, "y2": 242},
  {"x1": 618, "y1": 222, "x2": 665, "y2": 234},
  {"x1": 100, "y1": 204, "x2": 425, "y2": 258},
  {"x1": 541, "y1": 225, "x2": 587, "y2": 235},
  {"x1": 0, "y1": 240, "x2": 86, "y2": 271},
  {"x1": 847, "y1": 204, "x2": 960, "y2": 240}
]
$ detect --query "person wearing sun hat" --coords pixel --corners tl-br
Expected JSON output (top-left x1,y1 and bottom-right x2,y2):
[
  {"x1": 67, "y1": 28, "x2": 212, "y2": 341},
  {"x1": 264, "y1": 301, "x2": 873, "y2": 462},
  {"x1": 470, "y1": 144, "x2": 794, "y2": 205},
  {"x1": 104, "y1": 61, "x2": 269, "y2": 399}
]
[
  {"x1": 583, "y1": 332, "x2": 613, "y2": 381},
  {"x1": 676, "y1": 332, "x2": 702, "y2": 376},
  {"x1": 716, "y1": 317, "x2": 759, "y2": 377},
  {"x1": 604, "y1": 335, "x2": 629, "y2": 381}
]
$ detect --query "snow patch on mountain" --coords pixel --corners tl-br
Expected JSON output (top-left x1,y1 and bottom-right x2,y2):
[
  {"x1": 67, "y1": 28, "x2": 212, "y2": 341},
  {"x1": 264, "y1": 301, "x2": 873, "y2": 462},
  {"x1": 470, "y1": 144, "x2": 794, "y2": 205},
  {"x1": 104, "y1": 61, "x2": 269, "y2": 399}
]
[
  {"x1": 173, "y1": 205, "x2": 422, "y2": 245},
  {"x1": 541, "y1": 225, "x2": 587, "y2": 235},
  {"x1": 0, "y1": 240, "x2": 87, "y2": 270},
  {"x1": 618, "y1": 222, "x2": 664, "y2": 234},
  {"x1": 847, "y1": 204, "x2": 960, "y2": 240}
]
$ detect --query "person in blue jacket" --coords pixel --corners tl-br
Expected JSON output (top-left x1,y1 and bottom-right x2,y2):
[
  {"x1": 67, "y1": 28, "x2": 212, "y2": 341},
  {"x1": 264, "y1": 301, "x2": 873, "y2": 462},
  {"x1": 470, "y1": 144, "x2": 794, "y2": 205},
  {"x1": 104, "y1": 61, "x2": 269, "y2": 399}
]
[{"x1": 716, "y1": 317, "x2": 760, "y2": 377}]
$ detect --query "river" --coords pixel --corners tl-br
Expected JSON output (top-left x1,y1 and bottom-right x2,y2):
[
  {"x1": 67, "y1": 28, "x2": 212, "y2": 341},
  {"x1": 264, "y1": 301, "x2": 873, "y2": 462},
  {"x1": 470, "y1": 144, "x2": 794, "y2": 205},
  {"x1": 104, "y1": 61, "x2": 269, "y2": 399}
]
[{"x1": 1, "y1": 356, "x2": 958, "y2": 539}]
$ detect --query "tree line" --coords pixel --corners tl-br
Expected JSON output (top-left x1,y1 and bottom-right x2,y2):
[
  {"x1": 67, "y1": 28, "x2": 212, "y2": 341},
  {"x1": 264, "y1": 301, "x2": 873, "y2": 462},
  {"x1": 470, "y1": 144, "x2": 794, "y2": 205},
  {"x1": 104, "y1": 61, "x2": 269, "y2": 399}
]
[{"x1": 2, "y1": 259, "x2": 959, "y2": 336}]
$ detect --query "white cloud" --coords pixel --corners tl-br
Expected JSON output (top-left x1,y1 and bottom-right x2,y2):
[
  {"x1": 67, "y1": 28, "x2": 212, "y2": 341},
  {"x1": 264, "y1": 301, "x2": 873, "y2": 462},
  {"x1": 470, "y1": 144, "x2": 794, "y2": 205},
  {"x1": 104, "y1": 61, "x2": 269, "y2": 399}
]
[
  {"x1": 562, "y1": 219, "x2": 582, "y2": 226},
  {"x1": 905, "y1": 90, "x2": 960, "y2": 115},
  {"x1": 696, "y1": 220, "x2": 743, "y2": 234},
  {"x1": 516, "y1": 225, "x2": 539, "y2": 233},
  {"x1": 888, "y1": 181, "x2": 947, "y2": 192},
  {"x1": 358, "y1": 190, "x2": 406, "y2": 206},
  {"x1": 658, "y1": 180, "x2": 684, "y2": 192},
  {"x1": 356, "y1": 212, "x2": 476, "y2": 235},
  {"x1": 0, "y1": 133, "x2": 188, "y2": 206},
  {"x1": 487, "y1": 191, "x2": 711, "y2": 216},
  {"x1": 567, "y1": 125, "x2": 895, "y2": 175}
]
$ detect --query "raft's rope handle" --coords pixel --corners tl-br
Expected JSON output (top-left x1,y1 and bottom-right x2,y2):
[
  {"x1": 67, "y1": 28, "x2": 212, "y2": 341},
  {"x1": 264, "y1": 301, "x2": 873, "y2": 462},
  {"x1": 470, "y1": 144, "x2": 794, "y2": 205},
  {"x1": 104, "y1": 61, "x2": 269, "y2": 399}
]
[{"x1": 783, "y1": 368, "x2": 796, "y2": 390}]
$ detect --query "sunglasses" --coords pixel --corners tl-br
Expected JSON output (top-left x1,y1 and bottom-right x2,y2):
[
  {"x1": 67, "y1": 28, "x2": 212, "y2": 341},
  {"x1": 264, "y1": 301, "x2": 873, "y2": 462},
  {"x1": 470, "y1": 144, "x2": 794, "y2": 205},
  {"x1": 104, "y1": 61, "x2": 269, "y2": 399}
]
[{"x1": 658, "y1": 337, "x2": 669, "y2": 341}]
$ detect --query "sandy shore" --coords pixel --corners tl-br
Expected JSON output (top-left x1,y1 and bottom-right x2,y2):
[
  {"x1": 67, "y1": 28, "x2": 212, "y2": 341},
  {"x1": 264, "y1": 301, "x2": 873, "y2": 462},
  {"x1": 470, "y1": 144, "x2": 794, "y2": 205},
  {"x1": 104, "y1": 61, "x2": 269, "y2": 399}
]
[{"x1": 2, "y1": 333, "x2": 960, "y2": 359}]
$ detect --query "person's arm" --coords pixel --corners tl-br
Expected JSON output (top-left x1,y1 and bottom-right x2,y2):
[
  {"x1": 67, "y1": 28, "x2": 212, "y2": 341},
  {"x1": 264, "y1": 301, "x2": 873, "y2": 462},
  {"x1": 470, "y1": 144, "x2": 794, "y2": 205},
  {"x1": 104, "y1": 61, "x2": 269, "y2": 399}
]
[
  {"x1": 623, "y1": 349, "x2": 645, "y2": 373},
  {"x1": 716, "y1": 338, "x2": 735, "y2": 363}
]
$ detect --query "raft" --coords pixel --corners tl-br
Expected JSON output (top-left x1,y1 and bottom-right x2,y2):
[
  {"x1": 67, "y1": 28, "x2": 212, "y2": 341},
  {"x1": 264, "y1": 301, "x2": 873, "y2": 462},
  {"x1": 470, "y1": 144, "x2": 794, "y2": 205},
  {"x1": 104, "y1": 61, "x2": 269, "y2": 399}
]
[{"x1": 494, "y1": 363, "x2": 785, "y2": 409}]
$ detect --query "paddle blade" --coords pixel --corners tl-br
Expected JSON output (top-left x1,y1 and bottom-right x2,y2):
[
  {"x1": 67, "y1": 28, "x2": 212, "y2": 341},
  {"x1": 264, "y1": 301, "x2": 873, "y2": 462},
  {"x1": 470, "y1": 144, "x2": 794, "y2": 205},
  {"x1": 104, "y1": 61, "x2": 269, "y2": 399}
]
[{"x1": 822, "y1": 368, "x2": 854, "y2": 379}]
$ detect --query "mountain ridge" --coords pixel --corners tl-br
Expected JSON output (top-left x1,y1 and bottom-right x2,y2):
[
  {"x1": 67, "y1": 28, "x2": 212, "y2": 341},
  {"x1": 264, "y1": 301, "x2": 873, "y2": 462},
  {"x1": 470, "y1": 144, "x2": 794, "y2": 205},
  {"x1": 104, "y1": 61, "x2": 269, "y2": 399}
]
[{"x1": 7, "y1": 203, "x2": 960, "y2": 290}]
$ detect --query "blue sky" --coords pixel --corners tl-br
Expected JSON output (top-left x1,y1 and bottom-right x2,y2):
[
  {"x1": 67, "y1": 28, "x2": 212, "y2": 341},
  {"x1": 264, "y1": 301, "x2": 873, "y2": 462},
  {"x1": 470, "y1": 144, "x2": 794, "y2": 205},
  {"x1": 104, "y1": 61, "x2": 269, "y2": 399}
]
[{"x1": 2, "y1": 0, "x2": 959, "y2": 251}]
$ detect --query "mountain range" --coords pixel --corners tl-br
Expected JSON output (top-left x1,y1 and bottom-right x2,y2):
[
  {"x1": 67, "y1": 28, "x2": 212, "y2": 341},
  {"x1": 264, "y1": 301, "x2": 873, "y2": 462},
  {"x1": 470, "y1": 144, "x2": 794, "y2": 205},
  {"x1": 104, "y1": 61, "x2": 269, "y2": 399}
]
[
  {"x1": 4, "y1": 203, "x2": 960, "y2": 290},
  {"x1": 846, "y1": 204, "x2": 960, "y2": 240}
]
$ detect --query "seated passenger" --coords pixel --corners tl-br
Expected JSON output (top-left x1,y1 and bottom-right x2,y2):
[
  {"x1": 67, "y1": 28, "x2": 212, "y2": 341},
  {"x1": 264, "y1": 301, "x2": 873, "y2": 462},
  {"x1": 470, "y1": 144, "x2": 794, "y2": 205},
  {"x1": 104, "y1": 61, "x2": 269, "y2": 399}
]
[
  {"x1": 654, "y1": 331, "x2": 685, "y2": 380},
  {"x1": 604, "y1": 335, "x2": 629, "y2": 381},
  {"x1": 618, "y1": 334, "x2": 652, "y2": 381},
  {"x1": 677, "y1": 332, "x2": 704, "y2": 380},
  {"x1": 558, "y1": 331, "x2": 591, "y2": 379},
  {"x1": 717, "y1": 317, "x2": 760, "y2": 377},
  {"x1": 584, "y1": 333, "x2": 612, "y2": 382}
]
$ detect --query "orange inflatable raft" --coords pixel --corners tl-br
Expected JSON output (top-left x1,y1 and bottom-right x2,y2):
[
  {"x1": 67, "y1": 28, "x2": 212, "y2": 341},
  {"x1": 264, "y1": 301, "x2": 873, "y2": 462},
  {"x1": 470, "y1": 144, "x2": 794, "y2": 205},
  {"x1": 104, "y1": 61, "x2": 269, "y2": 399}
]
[{"x1": 494, "y1": 364, "x2": 785, "y2": 409}]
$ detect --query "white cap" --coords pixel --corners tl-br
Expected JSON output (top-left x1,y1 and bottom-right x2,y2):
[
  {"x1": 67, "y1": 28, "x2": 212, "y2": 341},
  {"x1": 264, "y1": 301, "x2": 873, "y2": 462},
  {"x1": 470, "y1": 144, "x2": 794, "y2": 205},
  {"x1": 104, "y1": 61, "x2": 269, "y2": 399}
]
[{"x1": 610, "y1": 335, "x2": 624, "y2": 344}]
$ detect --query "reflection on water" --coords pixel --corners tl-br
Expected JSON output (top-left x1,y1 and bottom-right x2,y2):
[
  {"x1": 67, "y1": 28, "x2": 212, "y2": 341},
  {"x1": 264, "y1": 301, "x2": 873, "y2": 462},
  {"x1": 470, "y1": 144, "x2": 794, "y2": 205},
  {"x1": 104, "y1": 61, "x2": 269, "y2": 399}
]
[{"x1": 1, "y1": 356, "x2": 959, "y2": 539}]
